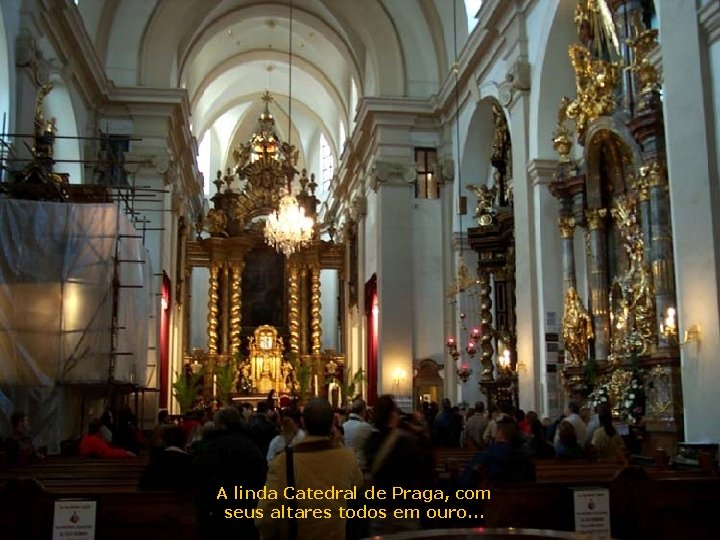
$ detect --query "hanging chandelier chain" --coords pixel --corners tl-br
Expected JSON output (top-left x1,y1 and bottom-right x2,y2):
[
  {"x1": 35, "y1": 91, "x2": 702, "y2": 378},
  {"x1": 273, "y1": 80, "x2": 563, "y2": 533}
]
[
  {"x1": 453, "y1": 0, "x2": 464, "y2": 255},
  {"x1": 288, "y1": 0, "x2": 293, "y2": 149}
]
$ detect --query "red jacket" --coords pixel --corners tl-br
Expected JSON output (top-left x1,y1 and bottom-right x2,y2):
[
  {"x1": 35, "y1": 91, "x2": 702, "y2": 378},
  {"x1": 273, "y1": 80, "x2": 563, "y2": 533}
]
[{"x1": 79, "y1": 434, "x2": 129, "y2": 459}]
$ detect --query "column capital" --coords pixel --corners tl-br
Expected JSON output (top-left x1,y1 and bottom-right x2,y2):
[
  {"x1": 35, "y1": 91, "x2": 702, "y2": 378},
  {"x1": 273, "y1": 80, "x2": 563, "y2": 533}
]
[
  {"x1": 370, "y1": 160, "x2": 416, "y2": 192},
  {"x1": 558, "y1": 215, "x2": 577, "y2": 239},
  {"x1": 586, "y1": 208, "x2": 608, "y2": 230},
  {"x1": 642, "y1": 159, "x2": 667, "y2": 189}
]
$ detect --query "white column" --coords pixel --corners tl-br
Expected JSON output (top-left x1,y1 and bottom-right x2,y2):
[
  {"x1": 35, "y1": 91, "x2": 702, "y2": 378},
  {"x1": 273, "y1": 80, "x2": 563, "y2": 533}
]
[
  {"x1": 658, "y1": 0, "x2": 720, "y2": 441},
  {"x1": 528, "y1": 159, "x2": 564, "y2": 417},
  {"x1": 508, "y1": 94, "x2": 542, "y2": 413},
  {"x1": 374, "y1": 169, "x2": 415, "y2": 406}
]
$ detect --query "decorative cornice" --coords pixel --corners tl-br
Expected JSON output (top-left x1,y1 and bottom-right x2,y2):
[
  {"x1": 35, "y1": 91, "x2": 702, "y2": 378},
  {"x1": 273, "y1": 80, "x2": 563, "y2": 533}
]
[
  {"x1": 370, "y1": 160, "x2": 415, "y2": 192},
  {"x1": 526, "y1": 159, "x2": 558, "y2": 187},
  {"x1": 700, "y1": 0, "x2": 720, "y2": 44}
]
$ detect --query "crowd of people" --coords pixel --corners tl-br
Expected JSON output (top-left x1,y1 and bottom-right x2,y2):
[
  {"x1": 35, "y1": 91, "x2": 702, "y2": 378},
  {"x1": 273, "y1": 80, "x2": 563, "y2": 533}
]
[{"x1": 1, "y1": 394, "x2": 629, "y2": 539}]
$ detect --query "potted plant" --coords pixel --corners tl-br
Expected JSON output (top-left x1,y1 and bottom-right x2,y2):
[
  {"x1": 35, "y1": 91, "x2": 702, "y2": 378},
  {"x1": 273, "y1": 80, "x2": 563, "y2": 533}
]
[
  {"x1": 214, "y1": 361, "x2": 237, "y2": 405},
  {"x1": 171, "y1": 369, "x2": 202, "y2": 414}
]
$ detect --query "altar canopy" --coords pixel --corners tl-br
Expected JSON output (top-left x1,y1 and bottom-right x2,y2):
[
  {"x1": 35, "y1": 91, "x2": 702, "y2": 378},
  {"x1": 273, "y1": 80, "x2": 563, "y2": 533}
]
[{"x1": 0, "y1": 199, "x2": 153, "y2": 452}]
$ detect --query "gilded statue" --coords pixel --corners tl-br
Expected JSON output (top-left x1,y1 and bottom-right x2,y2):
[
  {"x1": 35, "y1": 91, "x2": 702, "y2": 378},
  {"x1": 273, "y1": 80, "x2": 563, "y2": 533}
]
[
  {"x1": 566, "y1": 44, "x2": 619, "y2": 138},
  {"x1": 466, "y1": 184, "x2": 498, "y2": 226},
  {"x1": 206, "y1": 208, "x2": 228, "y2": 237},
  {"x1": 609, "y1": 195, "x2": 655, "y2": 360},
  {"x1": 574, "y1": 0, "x2": 620, "y2": 62},
  {"x1": 34, "y1": 83, "x2": 54, "y2": 135},
  {"x1": 490, "y1": 104, "x2": 513, "y2": 204},
  {"x1": 562, "y1": 286, "x2": 594, "y2": 367},
  {"x1": 553, "y1": 97, "x2": 573, "y2": 161},
  {"x1": 626, "y1": 10, "x2": 660, "y2": 102}
]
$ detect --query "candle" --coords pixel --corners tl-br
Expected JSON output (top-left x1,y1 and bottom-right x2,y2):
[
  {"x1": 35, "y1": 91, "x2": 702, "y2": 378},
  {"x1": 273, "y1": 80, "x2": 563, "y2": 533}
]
[{"x1": 314, "y1": 374, "x2": 319, "y2": 396}]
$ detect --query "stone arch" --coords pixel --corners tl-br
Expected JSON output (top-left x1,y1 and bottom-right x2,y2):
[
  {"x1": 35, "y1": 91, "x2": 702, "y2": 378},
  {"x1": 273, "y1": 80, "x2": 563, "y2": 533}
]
[
  {"x1": 0, "y1": 3, "x2": 10, "y2": 135},
  {"x1": 530, "y1": 0, "x2": 578, "y2": 161},
  {"x1": 44, "y1": 75, "x2": 82, "y2": 184},
  {"x1": 584, "y1": 119, "x2": 642, "y2": 209}
]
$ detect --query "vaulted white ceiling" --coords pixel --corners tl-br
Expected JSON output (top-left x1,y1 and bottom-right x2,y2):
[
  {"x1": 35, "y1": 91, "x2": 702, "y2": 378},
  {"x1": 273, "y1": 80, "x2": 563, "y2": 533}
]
[{"x1": 76, "y1": 0, "x2": 474, "y2": 197}]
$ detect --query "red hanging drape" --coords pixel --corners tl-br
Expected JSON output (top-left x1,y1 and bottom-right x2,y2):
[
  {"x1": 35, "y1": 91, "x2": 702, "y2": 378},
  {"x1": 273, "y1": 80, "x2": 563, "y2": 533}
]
[{"x1": 364, "y1": 274, "x2": 378, "y2": 406}]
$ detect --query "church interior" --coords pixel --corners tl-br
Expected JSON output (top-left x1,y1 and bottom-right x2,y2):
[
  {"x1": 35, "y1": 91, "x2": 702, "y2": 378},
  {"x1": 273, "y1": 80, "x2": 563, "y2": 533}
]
[{"x1": 1, "y1": 0, "x2": 720, "y2": 538}]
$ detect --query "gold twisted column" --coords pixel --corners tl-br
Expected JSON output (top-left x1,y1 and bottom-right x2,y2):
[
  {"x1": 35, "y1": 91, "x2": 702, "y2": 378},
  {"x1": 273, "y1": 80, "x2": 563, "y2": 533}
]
[
  {"x1": 300, "y1": 266, "x2": 309, "y2": 355},
  {"x1": 478, "y1": 270, "x2": 494, "y2": 381},
  {"x1": 221, "y1": 264, "x2": 230, "y2": 353},
  {"x1": 229, "y1": 261, "x2": 243, "y2": 356},
  {"x1": 310, "y1": 264, "x2": 322, "y2": 355},
  {"x1": 288, "y1": 263, "x2": 300, "y2": 353},
  {"x1": 207, "y1": 265, "x2": 220, "y2": 355},
  {"x1": 586, "y1": 208, "x2": 609, "y2": 362}
]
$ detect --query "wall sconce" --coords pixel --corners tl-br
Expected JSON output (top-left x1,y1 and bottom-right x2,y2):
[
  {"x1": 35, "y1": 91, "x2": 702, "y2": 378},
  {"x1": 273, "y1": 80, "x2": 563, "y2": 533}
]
[
  {"x1": 660, "y1": 307, "x2": 701, "y2": 346},
  {"x1": 393, "y1": 367, "x2": 406, "y2": 393},
  {"x1": 497, "y1": 348, "x2": 517, "y2": 379}
]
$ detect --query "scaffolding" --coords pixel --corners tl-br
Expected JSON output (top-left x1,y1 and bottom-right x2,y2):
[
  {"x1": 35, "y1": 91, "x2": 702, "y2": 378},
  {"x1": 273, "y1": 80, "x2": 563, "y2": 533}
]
[{"x1": 0, "y1": 125, "x2": 167, "y2": 449}]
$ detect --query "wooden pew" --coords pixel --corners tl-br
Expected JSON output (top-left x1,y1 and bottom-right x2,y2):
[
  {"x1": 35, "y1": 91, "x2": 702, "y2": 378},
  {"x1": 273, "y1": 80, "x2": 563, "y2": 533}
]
[
  {"x1": 480, "y1": 467, "x2": 720, "y2": 539},
  {"x1": 0, "y1": 478, "x2": 202, "y2": 540}
]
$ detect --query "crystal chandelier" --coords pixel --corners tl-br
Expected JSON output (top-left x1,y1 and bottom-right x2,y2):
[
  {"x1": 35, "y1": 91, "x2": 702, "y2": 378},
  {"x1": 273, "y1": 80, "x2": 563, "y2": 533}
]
[
  {"x1": 264, "y1": 191, "x2": 314, "y2": 256},
  {"x1": 262, "y1": 0, "x2": 315, "y2": 257}
]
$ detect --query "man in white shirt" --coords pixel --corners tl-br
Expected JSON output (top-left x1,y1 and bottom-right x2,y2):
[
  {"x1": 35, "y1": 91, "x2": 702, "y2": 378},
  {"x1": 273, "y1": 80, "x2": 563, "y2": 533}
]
[
  {"x1": 343, "y1": 398, "x2": 373, "y2": 469},
  {"x1": 554, "y1": 400, "x2": 587, "y2": 447},
  {"x1": 464, "y1": 401, "x2": 488, "y2": 449}
]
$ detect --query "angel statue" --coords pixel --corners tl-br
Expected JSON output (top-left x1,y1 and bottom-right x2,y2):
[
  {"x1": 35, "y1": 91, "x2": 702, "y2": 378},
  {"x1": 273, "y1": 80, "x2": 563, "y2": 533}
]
[
  {"x1": 466, "y1": 184, "x2": 498, "y2": 226},
  {"x1": 562, "y1": 286, "x2": 594, "y2": 367}
]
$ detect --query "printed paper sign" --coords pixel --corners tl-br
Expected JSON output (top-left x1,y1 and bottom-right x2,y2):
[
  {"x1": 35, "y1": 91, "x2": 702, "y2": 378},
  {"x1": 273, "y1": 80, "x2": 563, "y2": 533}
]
[
  {"x1": 53, "y1": 500, "x2": 96, "y2": 540},
  {"x1": 573, "y1": 487, "x2": 610, "y2": 537}
]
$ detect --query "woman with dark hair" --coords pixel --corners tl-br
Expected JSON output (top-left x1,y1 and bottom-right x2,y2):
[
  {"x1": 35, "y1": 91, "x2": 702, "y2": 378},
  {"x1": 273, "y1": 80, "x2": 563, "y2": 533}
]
[{"x1": 590, "y1": 409, "x2": 627, "y2": 463}]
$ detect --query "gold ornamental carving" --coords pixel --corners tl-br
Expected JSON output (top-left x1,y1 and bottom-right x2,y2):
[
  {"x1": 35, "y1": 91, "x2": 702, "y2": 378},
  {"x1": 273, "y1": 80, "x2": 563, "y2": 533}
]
[
  {"x1": 626, "y1": 11, "x2": 661, "y2": 106},
  {"x1": 558, "y1": 215, "x2": 576, "y2": 239},
  {"x1": 641, "y1": 160, "x2": 666, "y2": 190},
  {"x1": 310, "y1": 265, "x2": 322, "y2": 355},
  {"x1": 207, "y1": 265, "x2": 220, "y2": 354},
  {"x1": 466, "y1": 184, "x2": 498, "y2": 227},
  {"x1": 553, "y1": 97, "x2": 574, "y2": 162},
  {"x1": 566, "y1": 44, "x2": 619, "y2": 139},
  {"x1": 288, "y1": 264, "x2": 300, "y2": 353},
  {"x1": 629, "y1": 172, "x2": 649, "y2": 203},
  {"x1": 585, "y1": 207, "x2": 607, "y2": 230},
  {"x1": 478, "y1": 271, "x2": 495, "y2": 381},
  {"x1": 229, "y1": 261, "x2": 243, "y2": 355},
  {"x1": 562, "y1": 286, "x2": 594, "y2": 367},
  {"x1": 608, "y1": 194, "x2": 655, "y2": 362}
]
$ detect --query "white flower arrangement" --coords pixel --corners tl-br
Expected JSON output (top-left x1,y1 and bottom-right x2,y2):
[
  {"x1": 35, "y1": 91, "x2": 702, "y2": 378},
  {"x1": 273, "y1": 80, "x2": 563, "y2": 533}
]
[
  {"x1": 623, "y1": 375, "x2": 645, "y2": 423},
  {"x1": 590, "y1": 385, "x2": 611, "y2": 410}
]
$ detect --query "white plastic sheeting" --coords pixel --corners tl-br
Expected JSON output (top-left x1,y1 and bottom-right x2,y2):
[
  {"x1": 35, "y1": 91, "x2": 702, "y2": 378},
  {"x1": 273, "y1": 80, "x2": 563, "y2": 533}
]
[{"x1": 0, "y1": 199, "x2": 154, "y2": 453}]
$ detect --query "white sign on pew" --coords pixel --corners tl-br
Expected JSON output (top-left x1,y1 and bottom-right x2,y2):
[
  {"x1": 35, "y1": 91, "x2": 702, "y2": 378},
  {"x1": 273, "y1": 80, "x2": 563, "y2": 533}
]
[
  {"x1": 572, "y1": 487, "x2": 610, "y2": 538},
  {"x1": 53, "y1": 499, "x2": 97, "y2": 540}
]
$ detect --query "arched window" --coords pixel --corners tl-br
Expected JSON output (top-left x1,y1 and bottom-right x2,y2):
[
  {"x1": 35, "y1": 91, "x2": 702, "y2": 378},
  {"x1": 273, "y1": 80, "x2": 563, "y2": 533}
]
[{"x1": 464, "y1": 0, "x2": 483, "y2": 32}]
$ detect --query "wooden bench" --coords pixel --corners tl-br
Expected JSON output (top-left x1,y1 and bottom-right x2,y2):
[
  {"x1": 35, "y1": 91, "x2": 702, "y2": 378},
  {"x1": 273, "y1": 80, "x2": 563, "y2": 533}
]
[
  {"x1": 0, "y1": 456, "x2": 147, "y2": 491},
  {"x1": 0, "y1": 478, "x2": 201, "y2": 540},
  {"x1": 481, "y1": 468, "x2": 720, "y2": 539}
]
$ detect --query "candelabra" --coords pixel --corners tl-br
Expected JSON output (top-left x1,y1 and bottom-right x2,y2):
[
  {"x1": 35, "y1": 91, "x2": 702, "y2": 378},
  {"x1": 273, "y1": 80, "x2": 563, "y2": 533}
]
[{"x1": 446, "y1": 312, "x2": 481, "y2": 383}]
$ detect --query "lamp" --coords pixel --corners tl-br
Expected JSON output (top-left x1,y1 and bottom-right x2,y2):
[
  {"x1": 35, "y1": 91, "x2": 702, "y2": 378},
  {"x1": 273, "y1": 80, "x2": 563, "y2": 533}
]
[
  {"x1": 660, "y1": 306, "x2": 701, "y2": 346},
  {"x1": 263, "y1": 0, "x2": 315, "y2": 257},
  {"x1": 446, "y1": 313, "x2": 479, "y2": 383},
  {"x1": 393, "y1": 367, "x2": 406, "y2": 394}
]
